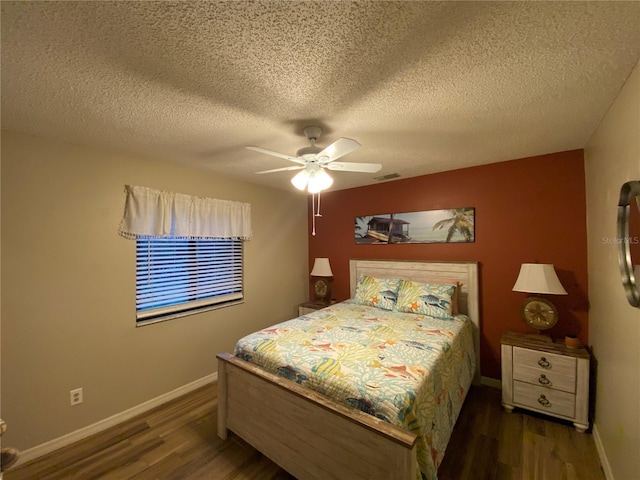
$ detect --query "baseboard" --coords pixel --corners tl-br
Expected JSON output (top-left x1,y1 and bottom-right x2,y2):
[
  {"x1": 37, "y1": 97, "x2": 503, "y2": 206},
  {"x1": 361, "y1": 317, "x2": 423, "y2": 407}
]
[
  {"x1": 592, "y1": 423, "x2": 614, "y2": 480},
  {"x1": 15, "y1": 372, "x2": 217, "y2": 466},
  {"x1": 481, "y1": 376, "x2": 502, "y2": 389}
]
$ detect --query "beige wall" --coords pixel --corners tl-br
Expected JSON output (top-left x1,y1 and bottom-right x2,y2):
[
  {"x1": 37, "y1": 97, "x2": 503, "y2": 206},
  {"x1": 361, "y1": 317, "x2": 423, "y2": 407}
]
[
  {"x1": 0, "y1": 130, "x2": 309, "y2": 451},
  {"x1": 585, "y1": 61, "x2": 640, "y2": 480}
]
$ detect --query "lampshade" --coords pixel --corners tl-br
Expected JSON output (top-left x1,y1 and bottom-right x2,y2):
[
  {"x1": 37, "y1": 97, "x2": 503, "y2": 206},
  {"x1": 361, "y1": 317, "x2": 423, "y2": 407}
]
[
  {"x1": 291, "y1": 170, "x2": 309, "y2": 190},
  {"x1": 310, "y1": 257, "x2": 333, "y2": 277},
  {"x1": 307, "y1": 169, "x2": 333, "y2": 193},
  {"x1": 291, "y1": 168, "x2": 333, "y2": 193},
  {"x1": 512, "y1": 263, "x2": 568, "y2": 295}
]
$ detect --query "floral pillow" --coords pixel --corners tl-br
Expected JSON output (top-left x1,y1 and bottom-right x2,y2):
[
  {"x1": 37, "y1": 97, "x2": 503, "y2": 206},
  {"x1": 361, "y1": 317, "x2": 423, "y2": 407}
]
[
  {"x1": 438, "y1": 280, "x2": 462, "y2": 315},
  {"x1": 353, "y1": 274, "x2": 400, "y2": 311},
  {"x1": 395, "y1": 280, "x2": 457, "y2": 319}
]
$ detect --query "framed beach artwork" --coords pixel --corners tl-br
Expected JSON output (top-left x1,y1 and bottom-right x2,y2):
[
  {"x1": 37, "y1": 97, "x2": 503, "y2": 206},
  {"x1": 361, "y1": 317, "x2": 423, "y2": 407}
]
[{"x1": 354, "y1": 208, "x2": 475, "y2": 244}]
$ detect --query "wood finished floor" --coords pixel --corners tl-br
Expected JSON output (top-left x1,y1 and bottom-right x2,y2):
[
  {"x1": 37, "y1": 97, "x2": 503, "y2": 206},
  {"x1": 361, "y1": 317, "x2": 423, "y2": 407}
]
[{"x1": 5, "y1": 383, "x2": 605, "y2": 480}]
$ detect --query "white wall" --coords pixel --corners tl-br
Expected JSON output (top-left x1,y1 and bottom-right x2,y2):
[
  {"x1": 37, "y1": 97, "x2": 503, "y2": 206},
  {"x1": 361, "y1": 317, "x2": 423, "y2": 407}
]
[
  {"x1": 585, "y1": 61, "x2": 640, "y2": 480},
  {"x1": 0, "y1": 130, "x2": 309, "y2": 451}
]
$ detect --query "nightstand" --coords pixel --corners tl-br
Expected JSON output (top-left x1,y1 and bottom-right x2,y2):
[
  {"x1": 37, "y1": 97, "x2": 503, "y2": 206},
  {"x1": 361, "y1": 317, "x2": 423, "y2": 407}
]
[
  {"x1": 298, "y1": 301, "x2": 327, "y2": 316},
  {"x1": 501, "y1": 331, "x2": 590, "y2": 432}
]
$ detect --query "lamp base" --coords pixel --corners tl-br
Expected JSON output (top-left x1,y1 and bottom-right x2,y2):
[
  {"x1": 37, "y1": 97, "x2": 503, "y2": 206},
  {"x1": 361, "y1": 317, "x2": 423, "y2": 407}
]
[{"x1": 312, "y1": 277, "x2": 331, "y2": 304}]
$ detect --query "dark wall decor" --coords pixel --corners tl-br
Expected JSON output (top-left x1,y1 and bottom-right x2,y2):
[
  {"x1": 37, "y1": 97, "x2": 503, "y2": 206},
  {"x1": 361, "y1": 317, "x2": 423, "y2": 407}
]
[{"x1": 355, "y1": 208, "x2": 475, "y2": 244}]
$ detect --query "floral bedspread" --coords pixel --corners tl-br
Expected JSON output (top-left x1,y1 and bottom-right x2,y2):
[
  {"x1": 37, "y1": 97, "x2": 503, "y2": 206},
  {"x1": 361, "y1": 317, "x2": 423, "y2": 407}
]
[{"x1": 234, "y1": 300, "x2": 476, "y2": 480}]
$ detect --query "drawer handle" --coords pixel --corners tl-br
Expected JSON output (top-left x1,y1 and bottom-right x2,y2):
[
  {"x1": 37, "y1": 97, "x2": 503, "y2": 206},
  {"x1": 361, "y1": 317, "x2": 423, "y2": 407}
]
[
  {"x1": 538, "y1": 374, "x2": 551, "y2": 386},
  {"x1": 538, "y1": 394, "x2": 551, "y2": 408},
  {"x1": 538, "y1": 357, "x2": 551, "y2": 369}
]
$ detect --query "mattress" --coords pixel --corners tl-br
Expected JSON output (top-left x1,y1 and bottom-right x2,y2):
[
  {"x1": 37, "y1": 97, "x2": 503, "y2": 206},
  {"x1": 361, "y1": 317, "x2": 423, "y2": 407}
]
[{"x1": 234, "y1": 300, "x2": 476, "y2": 480}]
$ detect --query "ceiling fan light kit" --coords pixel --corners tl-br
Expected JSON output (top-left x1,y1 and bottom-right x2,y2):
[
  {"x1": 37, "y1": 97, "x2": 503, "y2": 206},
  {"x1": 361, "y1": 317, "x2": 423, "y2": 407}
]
[{"x1": 292, "y1": 166, "x2": 334, "y2": 193}]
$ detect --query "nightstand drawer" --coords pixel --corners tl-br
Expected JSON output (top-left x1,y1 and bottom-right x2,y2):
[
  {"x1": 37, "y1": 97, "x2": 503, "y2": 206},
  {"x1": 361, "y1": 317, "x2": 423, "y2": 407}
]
[
  {"x1": 513, "y1": 346, "x2": 576, "y2": 376},
  {"x1": 513, "y1": 363, "x2": 576, "y2": 393},
  {"x1": 513, "y1": 381, "x2": 575, "y2": 418}
]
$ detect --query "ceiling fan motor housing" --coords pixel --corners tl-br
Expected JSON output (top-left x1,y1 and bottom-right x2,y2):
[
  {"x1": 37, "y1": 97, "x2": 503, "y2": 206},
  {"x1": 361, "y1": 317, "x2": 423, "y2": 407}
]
[
  {"x1": 296, "y1": 146, "x2": 323, "y2": 157},
  {"x1": 303, "y1": 125, "x2": 322, "y2": 142}
]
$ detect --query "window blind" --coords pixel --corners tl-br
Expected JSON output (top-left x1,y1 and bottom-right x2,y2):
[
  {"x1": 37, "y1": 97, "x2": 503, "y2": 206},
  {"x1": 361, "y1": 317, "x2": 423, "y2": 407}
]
[{"x1": 136, "y1": 237, "x2": 243, "y2": 322}]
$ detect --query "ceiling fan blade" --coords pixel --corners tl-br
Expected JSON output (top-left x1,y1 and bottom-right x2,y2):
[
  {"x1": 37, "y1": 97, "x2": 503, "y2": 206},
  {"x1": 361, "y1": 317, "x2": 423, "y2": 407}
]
[
  {"x1": 256, "y1": 166, "x2": 305, "y2": 174},
  {"x1": 317, "y1": 138, "x2": 361, "y2": 163},
  {"x1": 246, "y1": 146, "x2": 305, "y2": 164},
  {"x1": 326, "y1": 162, "x2": 382, "y2": 173}
]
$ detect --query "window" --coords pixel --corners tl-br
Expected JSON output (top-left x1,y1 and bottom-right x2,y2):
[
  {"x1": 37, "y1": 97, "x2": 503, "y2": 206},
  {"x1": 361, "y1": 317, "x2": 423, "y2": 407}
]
[
  {"x1": 119, "y1": 185, "x2": 251, "y2": 324},
  {"x1": 135, "y1": 237, "x2": 243, "y2": 324}
]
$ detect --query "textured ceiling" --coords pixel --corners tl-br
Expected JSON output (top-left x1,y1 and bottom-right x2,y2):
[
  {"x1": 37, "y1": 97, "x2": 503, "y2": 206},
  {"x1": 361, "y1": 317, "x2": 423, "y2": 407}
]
[{"x1": 2, "y1": 1, "x2": 639, "y2": 192}]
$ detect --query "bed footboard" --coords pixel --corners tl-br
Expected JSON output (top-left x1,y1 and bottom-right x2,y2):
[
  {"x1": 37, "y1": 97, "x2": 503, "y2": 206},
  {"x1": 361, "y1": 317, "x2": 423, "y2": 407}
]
[{"x1": 217, "y1": 353, "x2": 417, "y2": 480}]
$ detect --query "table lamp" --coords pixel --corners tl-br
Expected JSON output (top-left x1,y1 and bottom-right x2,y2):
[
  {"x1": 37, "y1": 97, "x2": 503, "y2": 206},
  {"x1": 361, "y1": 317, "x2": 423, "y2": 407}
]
[
  {"x1": 310, "y1": 257, "x2": 333, "y2": 305},
  {"x1": 512, "y1": 263, "x2": 567, "y2": 341}
]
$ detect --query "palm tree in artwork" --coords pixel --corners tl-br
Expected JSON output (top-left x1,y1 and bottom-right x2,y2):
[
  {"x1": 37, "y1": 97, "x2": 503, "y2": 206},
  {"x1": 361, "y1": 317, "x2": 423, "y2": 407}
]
[
  {"x1": 354, "y1": 216, "x2": 373, "y2": 238},
  {"x1": 432, "y1": 208, "x2": 474, "y2": 242}
]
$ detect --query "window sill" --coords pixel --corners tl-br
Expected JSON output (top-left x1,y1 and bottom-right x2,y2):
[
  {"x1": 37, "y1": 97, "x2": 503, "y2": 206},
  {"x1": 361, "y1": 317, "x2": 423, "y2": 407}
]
[{"x1": 136, "y1": 299, "x2": 244, "y2": 327}]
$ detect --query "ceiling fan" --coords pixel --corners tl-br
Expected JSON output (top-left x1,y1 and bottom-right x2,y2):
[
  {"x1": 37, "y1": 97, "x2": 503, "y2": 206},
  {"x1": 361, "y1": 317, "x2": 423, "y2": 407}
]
[{"x1": 248, "y1": 126, "x2": 382, "y2": 193}]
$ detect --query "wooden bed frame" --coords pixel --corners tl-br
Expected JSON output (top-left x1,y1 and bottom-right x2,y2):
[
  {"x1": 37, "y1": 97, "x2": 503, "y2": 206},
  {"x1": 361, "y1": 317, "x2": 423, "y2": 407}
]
[{"x1": 217, "y1": 259, "x2": 479, "y2": 480}]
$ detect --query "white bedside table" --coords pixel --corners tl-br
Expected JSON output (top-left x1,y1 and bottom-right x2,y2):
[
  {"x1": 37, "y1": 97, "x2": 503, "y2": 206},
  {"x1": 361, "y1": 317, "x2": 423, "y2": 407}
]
[{"x1": 501, "y1": 331, "x2": 591, "y2": 432}]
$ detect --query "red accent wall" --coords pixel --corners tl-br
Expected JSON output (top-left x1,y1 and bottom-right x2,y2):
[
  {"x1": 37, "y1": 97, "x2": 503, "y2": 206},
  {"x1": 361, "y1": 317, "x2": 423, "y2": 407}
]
[{"x1": 308, "y1": 150, "x2": 588, "y2": 379}]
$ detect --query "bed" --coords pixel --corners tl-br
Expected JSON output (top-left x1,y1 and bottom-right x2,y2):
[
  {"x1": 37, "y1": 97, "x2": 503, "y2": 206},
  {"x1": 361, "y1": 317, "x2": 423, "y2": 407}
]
[{"x1": 217, "y1": 259, "x2": 480, "y2": 480}]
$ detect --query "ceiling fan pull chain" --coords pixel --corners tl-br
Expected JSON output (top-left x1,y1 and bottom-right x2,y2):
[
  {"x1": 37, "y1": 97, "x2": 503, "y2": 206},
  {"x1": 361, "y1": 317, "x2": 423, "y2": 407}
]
[{"x1": 311, "y1": 193, "x2": 316, "y2": 236}]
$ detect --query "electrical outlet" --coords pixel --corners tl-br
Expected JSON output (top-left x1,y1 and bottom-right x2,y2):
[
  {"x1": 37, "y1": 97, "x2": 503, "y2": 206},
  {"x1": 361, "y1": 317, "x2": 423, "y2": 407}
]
[{"x1": 70, "y1": 388, "x2": 83, "y2": 406}]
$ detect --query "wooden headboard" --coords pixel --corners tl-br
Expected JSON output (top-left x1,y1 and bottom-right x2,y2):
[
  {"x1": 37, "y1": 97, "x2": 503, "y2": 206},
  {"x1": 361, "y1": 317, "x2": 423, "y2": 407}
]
[{"x1": 349, "y1": 259, "x2": 481, "y2": 384}]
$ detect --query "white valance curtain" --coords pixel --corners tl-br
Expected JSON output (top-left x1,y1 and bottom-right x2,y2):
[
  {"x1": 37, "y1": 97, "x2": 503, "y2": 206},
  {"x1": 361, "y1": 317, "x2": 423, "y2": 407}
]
[{"x1": 118, "y1": 185, "x2": 252, "y2": 240}]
